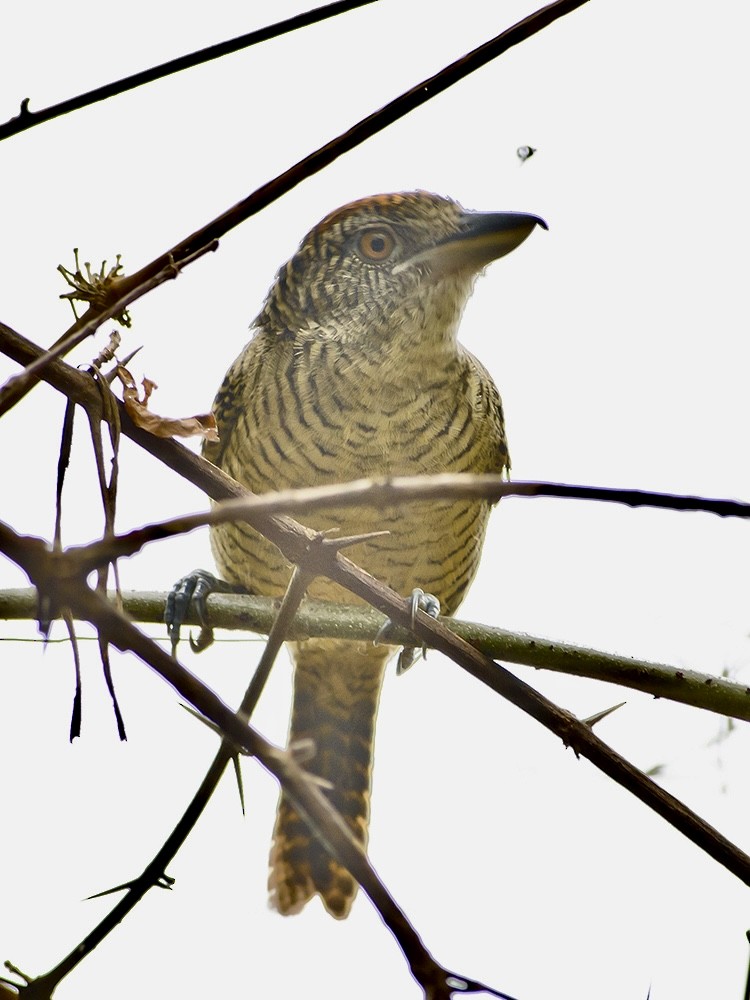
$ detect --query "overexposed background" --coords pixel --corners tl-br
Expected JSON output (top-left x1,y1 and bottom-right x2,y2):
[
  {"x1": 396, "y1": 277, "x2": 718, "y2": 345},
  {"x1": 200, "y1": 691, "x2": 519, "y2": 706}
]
[{"x1": 1, "y1": 2, "x2": 748, "y2": 998}]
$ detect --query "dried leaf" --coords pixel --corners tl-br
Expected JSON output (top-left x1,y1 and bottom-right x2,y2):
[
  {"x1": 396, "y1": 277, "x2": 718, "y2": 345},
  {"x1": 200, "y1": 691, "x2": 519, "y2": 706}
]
[{"x1": 116, "y1": 365, "x2": 219, "y2": 441}]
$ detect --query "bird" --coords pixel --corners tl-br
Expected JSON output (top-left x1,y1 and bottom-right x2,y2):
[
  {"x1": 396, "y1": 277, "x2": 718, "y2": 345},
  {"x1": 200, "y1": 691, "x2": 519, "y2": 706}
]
[{"x1": 200, "y1": 191, "x2": 545, "y2": 918}]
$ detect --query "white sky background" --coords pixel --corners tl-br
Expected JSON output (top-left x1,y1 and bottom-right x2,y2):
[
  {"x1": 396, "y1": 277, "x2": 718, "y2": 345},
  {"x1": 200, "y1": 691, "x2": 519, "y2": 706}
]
[{"x1": 0, "y1": 1, "x2": 748, "y2": 998}]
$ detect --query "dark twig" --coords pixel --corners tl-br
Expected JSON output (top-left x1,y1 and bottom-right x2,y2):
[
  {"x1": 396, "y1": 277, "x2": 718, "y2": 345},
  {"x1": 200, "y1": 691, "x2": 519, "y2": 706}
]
[
  {"x1": 18, "y1": 564, "x2": 313, "y2": 995},
  {"x1": 0, "y1": 0, "x2": 590, "y2": 418},
  {"x1": 309, "y1": 545, "x2": 750, "y2": 889},
  {"x1": 0, "y1": 1, "x2": 376, "y2": 142},
  {"x1": 63, "y1": 476, "x2": 750, "y2": 577}
]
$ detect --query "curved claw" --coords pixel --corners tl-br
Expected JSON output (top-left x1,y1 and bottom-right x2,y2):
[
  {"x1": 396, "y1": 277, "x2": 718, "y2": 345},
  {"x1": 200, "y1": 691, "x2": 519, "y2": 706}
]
[
  {"x1": 165, "y1": 569, "x2": 243, "y2": 656},
  {"x1": 189, "y1": 626, "x2": 216, "y2": 654},
  {"x1": 408, "y1": 588, "x2": 440, "y2": 629},
  {"x1": 372, "y1": 617, "x2": 394, "y2": 647},
  {"x1": 372, "y1": 588, "x2": 441, "y2": 675}
]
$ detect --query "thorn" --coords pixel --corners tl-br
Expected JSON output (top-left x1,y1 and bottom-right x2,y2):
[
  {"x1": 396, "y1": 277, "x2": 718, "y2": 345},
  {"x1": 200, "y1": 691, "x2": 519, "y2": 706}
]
[
  {"x1": 319, "y1": 529, "x2": 390, "y2": 552},
  {"x1": 180, "y1": 701, "x2": 217, "y2": 729},
  {"x1": 119, "y1": 345, "x2": 143, "y2": 367},
  {"x1": 581, "y1": 701, "x2": 626, "y2": 728},
  {"x1": 105, "y1": 345, "x2": 143, "y2": 383},
  {"x1": 86, "y1": 880, "x2": 135, "y2": 900},
  {"x1": 86, "y1": 872, "x2": 175, "y2": 900},
  {"x1": 232, "y1": 754, "x2": 246, "y2": 815},
  {"x1": 179, "y1": 703, "x2": 251, "y2": 753}
]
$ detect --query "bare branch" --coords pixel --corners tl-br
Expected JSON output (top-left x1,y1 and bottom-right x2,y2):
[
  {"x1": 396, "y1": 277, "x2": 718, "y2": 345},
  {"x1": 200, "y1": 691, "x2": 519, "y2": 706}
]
[
  {"x1": 66, "y1": 475, "x2": 750, "y2": 574},
  {"x1": 0, "y1": 1, "x2": 377, "y2": 142}
]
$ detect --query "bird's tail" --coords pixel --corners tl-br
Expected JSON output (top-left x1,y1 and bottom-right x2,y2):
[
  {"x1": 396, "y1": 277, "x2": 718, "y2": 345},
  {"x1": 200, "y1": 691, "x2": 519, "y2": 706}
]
[{"x1": 268, "y1": 638, "x2": 389, "y2": 919}]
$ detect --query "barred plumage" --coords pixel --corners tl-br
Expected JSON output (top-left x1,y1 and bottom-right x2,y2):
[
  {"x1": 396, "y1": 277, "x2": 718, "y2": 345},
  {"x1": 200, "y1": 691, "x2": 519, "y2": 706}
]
[{"x1": 204, "y1": 191, "x2": 545, "y2": 917}]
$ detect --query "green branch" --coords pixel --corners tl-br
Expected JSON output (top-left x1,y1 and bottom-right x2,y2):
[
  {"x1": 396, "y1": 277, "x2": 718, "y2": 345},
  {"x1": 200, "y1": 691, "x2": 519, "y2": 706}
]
[{"x1": 2, "y1": 587, "x2": 747, "y2": 722}]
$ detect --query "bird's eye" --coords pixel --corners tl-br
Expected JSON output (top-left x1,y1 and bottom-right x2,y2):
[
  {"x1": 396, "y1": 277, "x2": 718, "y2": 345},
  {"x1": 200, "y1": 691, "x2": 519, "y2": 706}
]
[{"x1": 357, "y1": 229, "x2": 395, "y2": 262}]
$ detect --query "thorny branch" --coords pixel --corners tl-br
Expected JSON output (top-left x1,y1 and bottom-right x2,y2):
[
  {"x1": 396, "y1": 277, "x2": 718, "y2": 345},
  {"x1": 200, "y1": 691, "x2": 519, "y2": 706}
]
[
  {"x1": 0, "y1": 1, "x2": 742, "y2": 993},
  {"x1": 52, "y1": 476, "x2": 750, "y2": 571},
  {"x1": 3, "y1": 320, "x2": 750, "y2": 867},
  {"x1": 0, "y1": 521, "x2": 516, "y2": 1000},
  {"x1": 22, "y1": 566, "x2": 314, "y2": 999},
  {"x1": 3, "y1": 320, "x2": 750, "y2": 992},
  {"x1": 3, "y1": 462, "x2": 750, "y2": 991},
  {"x1": 0, "y1": 0, "x2": 591, "y2": 418}
]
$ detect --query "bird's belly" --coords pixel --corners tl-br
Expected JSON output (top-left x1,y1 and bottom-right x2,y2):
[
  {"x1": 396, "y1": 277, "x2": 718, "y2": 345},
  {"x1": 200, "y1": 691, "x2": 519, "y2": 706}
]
[
  {"x1": 211, "y1": 488, "x2": 491, "y2": 618},
  {"x1": 210, "y1": 387, "x2": 502, "y2": 615}
]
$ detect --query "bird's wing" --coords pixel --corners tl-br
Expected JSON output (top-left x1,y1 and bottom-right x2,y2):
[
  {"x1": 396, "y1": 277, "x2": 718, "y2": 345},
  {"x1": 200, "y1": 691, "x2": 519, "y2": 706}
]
[
  {"x1": 202, "y1": 332, "x2": 264, "y2": 468},
  {"x1": 465, "y1": 350, "x2": 511, "y2": 479}
]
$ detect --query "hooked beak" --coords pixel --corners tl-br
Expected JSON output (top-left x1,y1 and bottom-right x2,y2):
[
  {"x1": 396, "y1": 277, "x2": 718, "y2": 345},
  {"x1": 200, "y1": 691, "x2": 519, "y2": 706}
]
[{"x1": 395, "y1": 211, "x2": 547, "y2": 277}]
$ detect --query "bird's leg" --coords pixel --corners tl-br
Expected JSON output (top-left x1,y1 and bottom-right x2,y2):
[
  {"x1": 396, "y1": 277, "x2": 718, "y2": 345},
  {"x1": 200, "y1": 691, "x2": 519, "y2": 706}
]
[
  {"x1": 373, "y1": 587, "x2": 441, "y2": 674},
  {"x1": 165, "y1": 569, "x2": 248, "y2": 656}
]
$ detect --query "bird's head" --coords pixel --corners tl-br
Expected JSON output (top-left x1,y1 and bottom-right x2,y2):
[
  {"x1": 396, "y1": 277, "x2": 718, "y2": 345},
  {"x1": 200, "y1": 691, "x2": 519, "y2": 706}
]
[{"x1": 258, "y1": 191, "x2": 546, "y2": 353}]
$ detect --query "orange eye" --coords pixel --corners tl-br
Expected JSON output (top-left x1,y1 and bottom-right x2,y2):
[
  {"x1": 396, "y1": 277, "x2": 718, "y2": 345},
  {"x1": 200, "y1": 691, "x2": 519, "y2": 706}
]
[{"x1": 358, "y1": 229, "x2": 395, "y2": 261}]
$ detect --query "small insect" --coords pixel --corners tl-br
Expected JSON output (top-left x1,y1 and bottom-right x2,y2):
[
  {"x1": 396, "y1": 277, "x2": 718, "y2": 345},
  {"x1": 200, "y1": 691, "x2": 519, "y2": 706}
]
[{"x1": 517, "y1": 145, "x2": 537, "y2": 163}]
